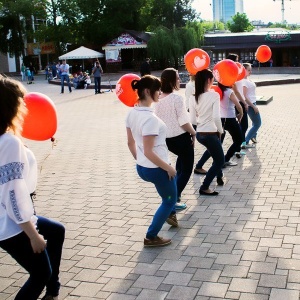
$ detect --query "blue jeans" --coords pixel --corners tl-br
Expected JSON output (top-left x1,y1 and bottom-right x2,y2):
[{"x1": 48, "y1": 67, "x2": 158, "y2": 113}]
[
  {"x1": 245, "y1": 104, "x2": 261, "y2": 143},
  {"x1": 137, "y1": 165, "x2": 177, "y2": 239},
  {"x1": 0, "y1": 216, "x2": 65, "y2": 300},
  {"x1": 60, "y1": 74, "x2": 72, "y2": 93},
  {"x1": 196, "y1": 133, "x2": 224, "y2": 190},
  {"x1": 166, "y1": 132, "x2": 194, "y2": 199},
  {"x1": 94, "y1": 76, "x2": 101, "y2": 93}
]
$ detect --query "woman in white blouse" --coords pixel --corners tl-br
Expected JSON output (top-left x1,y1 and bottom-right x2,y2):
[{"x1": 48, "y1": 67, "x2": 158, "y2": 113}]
[
  {"x1": 154, "y1": 68, "x2": 196, "y2": 209},
  {"x1": 126, "y1": 75, "x2": 177, "y2": 247},
  {"x1": 0, "y1": 76, "x2": 65, "y2": 300},
  {"x1": 189, "y1": 69, "x2": 224, "y2": 196},
  {"x1": 242, "y1": 63, "x2": 261, "y2": 146}
]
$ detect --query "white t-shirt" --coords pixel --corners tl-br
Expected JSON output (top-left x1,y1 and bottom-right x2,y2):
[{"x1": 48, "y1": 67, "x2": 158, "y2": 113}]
[
  {"x1": 0, "y1": 133, "x2": 37, "y2": 241},
  {"x1": 189, "y1": 91, "x2": 223, "y2": 134},
  {"x1": 220, "y1": 88, "x2": 236, "y2": 118},
  {"x1": 185, "y1": 81, "x2": 195, "y2": 110},
  {"x1": 154, "y1": 93, "x2": 190, "y2": 138},
  {"x1": 242, "y1": 78, "x2": 256, "y2": 103},
  {"x1": 125, "y1": 106, "x2": 169, "y2": 168},
  {"x1": 234, "y1": 80, "x2": 244, "y2": 100}
]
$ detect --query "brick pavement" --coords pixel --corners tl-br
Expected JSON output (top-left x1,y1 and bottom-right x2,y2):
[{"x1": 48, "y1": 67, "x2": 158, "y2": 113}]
[{"x1": 0, "y1": 77, "x2": 300, "y2": 300}]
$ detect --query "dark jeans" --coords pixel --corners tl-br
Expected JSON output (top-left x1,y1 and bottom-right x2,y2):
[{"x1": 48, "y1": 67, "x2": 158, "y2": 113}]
[
  {"x1": 196, "y1": 133, "x2": 224, "y2": 190},
  {"x1": 236, "y1": 102, "x2": 248, "y2": 142},
  {"x1": 221, "y1": 118, "x2": 243, "y2": 161},
  {"x1": 0, "y1": 216, "x2": 65, "y2": 300},
  {"x1": 137, "y1": 165, "x2": 177, "y2": 239},
  {"x1": 94, "y1": 76, "x2": 101, "y2": 93},
  {"x1": 166, "y1": 132, "x2": 194, "y2": 199},
  {"x1": 60, "y1": 74, "x2": 72, "y2": 93}
]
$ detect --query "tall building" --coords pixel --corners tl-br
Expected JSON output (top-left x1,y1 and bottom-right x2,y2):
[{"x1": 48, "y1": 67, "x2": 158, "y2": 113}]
[{"x1": 213, "y1": 0, "x2": 244, "y2": 23}]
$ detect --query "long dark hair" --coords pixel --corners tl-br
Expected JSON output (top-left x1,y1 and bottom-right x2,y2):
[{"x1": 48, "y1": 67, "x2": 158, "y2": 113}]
[
  {"x1": 217, "y1": 82, "x2": 230, "y2": 95},
  {"x1": 160, "y1": 68, "x2": 179, "y2": 93},
  {"x1": 227, "y1": 53, "x2": 239, "y2": 62},
  {"x1": 131, "y1": 75, "x2": 161, "y2": 100},
  {"x1": 0, "y1": 76, "x2": 27, "y2": 136},
  {"x1": 194, "y1": 69, "x2": 214, "y2": 104}
]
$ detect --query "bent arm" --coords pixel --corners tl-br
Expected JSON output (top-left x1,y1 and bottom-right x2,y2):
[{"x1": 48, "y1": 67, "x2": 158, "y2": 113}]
[{"x1": 126, "y1": 128, "x2": 137, "y2": 160}]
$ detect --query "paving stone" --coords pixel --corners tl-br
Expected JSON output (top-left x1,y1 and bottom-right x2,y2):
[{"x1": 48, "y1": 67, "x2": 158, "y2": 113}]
[
  {"x1": 229, "y1": 278, "x2": 258, "y2": 293},
  {"x1": 198, "y1": 282, "x2": 229, "y2": 298},
  {"x1": 269, "y1": 288, "x2": 299, "y2": 300}
]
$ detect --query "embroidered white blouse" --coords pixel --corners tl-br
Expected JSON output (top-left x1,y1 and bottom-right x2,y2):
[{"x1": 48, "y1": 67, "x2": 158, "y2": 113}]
[
  {"x1": 154, "y1": 93, "x2": 191, "y2": 138},
  {"x1": 0, "y1": 133, "x2": 37, "y2": 241}
]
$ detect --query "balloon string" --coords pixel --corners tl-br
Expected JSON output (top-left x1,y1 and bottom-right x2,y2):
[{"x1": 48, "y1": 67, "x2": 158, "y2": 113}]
[{"x1": 39, "y1": 137, "x2": 57, "y2": 173}]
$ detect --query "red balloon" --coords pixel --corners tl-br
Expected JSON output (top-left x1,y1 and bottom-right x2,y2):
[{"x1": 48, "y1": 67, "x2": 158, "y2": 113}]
[
  {"x1": 210, "y1": 85, "x2": 223, "y2": 99},
  {"x1": 213, "y1": 59, "x2": 239, "y2": 86},
  {"x1": 115, "y1": 73, "x2": 140, "y2": 107},
  {"x1": 256, "y1": 45, "x2": 272, "y2": 63},
  {"x1": 22, "y1": 92, "x2": 57, "y2": 141},
  {"x1": 184, "y1": 48, "x2": 210, "y2": 75},
  {"x1": 236, "y1": 62, "x2": 246, "y2": 81}
]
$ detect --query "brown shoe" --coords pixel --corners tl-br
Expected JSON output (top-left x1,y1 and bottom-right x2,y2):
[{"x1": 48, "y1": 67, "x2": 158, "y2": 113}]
[
  {"x1": 194, "y1": 168, "x2": 207, "y2": 175},
  {"x1": 166, "y1": 213, "x2": 178, "y2": 227},
  {"x1": 144, "y1": 236, "x2": 171, "y2": 247}
]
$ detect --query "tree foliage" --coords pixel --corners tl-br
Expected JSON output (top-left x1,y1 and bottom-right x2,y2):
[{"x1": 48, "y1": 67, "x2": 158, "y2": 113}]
[{"x1": 227, "y1": 12, "x2": 254, "y2": 33}]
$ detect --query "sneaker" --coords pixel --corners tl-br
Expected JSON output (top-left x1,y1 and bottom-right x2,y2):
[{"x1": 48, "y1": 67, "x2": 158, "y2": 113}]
[
  {"x1": 241, "y1": 142, "x2": 246, "y2": 149},
  {"x1": 251, "y1": 137, "x2": 257, "y2": 143},
  {"x1": 194, "y1": 168, "x2": 207, "y2": 175},
  {"x1": 144, "y1": 236, "x2": 171, "y2": 247},
  {"x1": 244, "y1": 144, "x2": 255, "y2": 148},
  {"x1": 41, "y1": 295, "x2": 58, "y2": 300},
  {"x1": 217, "y1": 177, "x2": 224, "y2": 186},
  {"x1": 223, "y1": 160, "x2": 238, "y2": 167},
  {"x1": 235, "y1": 151, "x2": 246, "y2": 158},
  {"x1": 175, "y1": 203, "x2": 187, "y2": 211},
  {"x1": 166, "y1": 213, "x2": 178, "y2": 227}
]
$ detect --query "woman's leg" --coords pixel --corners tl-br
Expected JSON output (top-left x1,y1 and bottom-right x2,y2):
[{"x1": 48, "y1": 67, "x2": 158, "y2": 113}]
[
  {"x1": 166, "y1": 133, "x2": 194, "y2": 199},
  {"x1": 223, "y1": 119, "x2": 243, "y2": 162},
  {"x1": 137, "y1": 166, "x2": 177, "y2": 239},
  {"x1": 197, "y1": 134, "x2": 224, "y2": 191},
  {"x1": 37, "y1": 216, "x2": 65, "y2": 298},
  {"x1": 245, "y1": 105, "x2": 262, "y2": 144},
  {"x1": 0, "y1": 232, "x2": 52, "y2": 300}
]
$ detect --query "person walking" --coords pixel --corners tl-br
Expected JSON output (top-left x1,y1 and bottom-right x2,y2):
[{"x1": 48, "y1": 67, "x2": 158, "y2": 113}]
[
  {"x1": 140, "y1": 58, "x2": 151, "y2": 77},
  {"x1": 126, "y1": 75, "x2": 178, "y2": 247},
  {"x1": 92, "y1": 61, "x2": 103, "y2": 94},
  {"x1": 218, "y1": 82, "x2": 244, "y2": 169},
  {"x1": 59, "y1": 60, "x2": 72, "y2": 94},
  {"x1": 21, "y1": 63, "x2": 26, "y2": 82},
  {"x1": 0, "y1": 76, "x2": 65, "y2": 300},
  {"x1": 154, "y1": 68, "x2": 196, "y2": 211},
  {"x1": 189, "y1": 69, "x2": 224, "y2": 196},
  {"x1": 242, "y1": 63, "x2": 262, "y2": 147}
]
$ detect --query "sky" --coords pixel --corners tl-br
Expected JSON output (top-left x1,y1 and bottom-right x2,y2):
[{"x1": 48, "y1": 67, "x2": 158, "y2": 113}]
[{"x1": 192, "y1": 0, "x2": 300, "y2": 24}]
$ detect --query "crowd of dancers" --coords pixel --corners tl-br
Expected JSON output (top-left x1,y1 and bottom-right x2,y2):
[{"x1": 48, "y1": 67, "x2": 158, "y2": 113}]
[{"x1": 126, "y1": 53, "x2": 262, "y2": 247}]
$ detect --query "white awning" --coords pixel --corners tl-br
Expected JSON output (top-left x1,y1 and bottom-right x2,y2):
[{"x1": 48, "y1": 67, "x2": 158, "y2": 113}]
[{"x1": 59, "y1": 46, "x2": 104, "y2": 60}]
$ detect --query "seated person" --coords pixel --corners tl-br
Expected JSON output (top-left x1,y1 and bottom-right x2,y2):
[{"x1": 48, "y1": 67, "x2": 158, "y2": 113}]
[
  {"x1": 84, "y1": 75, "x2": 91, "y2": 89},
  {"x1": 77, "y1": 72, "x2": 87, "y2": 89},
  {"x1": 72, "y1": 73, "x2": 79, "y2": 89}
]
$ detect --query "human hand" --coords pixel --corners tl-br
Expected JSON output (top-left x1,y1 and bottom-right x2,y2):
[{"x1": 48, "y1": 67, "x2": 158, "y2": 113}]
[
  {"x1": 191, "y1": 135, "x2": 196, "y2": 147},
  {"x1": 254, "y1": 106, "x2": 259, "y2": 114},
  {"x1": 237, "y1": 113, "x2": 243, "y2": 123},
  {"x1": 244, "y1": 103, "x2": 249, "y2": 111},
  {"x1": 167, "y1": 165, "x2": 177, "y2": 180},
  {"x1": 30, "y1": 234, "x2": 47, "y2": 253}
]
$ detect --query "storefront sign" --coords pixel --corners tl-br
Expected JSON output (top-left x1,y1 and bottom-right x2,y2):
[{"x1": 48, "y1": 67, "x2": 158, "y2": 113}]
[
  {"x1": 27, "y1": 42, "x2": 56, "y2": 55},
  {"x1": 265, "y1": 31, "x2": 291, "y2": 43}
]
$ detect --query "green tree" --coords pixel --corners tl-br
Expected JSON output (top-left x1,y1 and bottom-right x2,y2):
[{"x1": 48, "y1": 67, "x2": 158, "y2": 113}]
[{"x1": 227, "y1": 12, "x2": 254, "y2": 33}]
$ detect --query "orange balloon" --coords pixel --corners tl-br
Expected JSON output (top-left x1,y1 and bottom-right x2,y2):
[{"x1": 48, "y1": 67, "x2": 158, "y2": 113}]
[
  {"x1": 22, "y1": 92, "x2": 57, "y2": 141},
  {"x1": 210, "y1": 85, "x2": 223, "y2": 99},
  {"x1": 184, "y1": 48, "x2": 210, "y2": 75},
  {"x1": 115, "y1": 73, "x2": 140, "y2": 107},
  {"x1": 236, "y1": 62, "x2": 246, "y2": 81},
  {"x1": 256, "y1": 45, "x2": 272, "y2": 63},
  {"x1": 213, "y1": 59, "x2": 239, "y2": 86}
]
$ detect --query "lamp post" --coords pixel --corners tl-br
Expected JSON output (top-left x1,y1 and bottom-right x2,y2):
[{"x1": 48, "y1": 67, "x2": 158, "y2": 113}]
[{"x1": 273, "y1": 0, "x2": 291, "y2": 24}]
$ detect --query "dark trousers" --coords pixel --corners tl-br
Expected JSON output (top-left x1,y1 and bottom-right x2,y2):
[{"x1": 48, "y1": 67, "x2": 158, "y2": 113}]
[
  {"x1": 238, "y1": 102, "x2": 248, "y2": 142},
  {"x1": 221, "y1": 118, "x2": 243, "y2": 161},
  {"x1": 60, "y1": 74, "x2": 72, "y2": 93},
  {"x1": 166, "y1": 132, "x2": 194, "y2": 199},
  {"x1": 196, "y1": 133, "x2": 224, "y2": 190},
  {"x1": 0, "y1": 216, "x2": 65, "y2": 300},
  {"x1": 94, "y1": 76, "x2": 101, "y2": 93}
]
